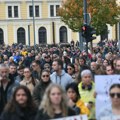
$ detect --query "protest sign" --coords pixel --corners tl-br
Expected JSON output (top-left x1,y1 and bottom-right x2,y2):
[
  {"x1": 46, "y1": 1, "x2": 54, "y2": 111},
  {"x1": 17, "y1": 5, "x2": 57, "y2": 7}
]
[
  {"x1": 51, "y1": 115, "x2": 88, "y2": 120},
  {"x1": 95, "y1": 75, "x2": 120, "y2": 119}
]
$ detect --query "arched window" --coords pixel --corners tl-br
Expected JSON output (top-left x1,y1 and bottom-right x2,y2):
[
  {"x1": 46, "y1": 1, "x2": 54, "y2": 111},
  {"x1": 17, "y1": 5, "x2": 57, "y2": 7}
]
[
  {"x1": 59, "y1": 26, "x2": 67, "y2": 43},
  {"x1": 0, "y1": 28, "x2": 4, "y2": 44},
  {"x1": 17, "y1": 27, "x2": 26, "y2": 45},
  {"x1": 38, "y1": 27, "x2": 47, "y2": 44}
]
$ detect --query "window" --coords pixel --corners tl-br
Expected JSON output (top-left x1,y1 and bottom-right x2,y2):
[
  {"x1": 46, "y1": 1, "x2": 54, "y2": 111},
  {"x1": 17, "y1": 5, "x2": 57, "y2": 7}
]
[
  {"x1": 8, "y1": 6, "x2": 12, "y2": 18},
  {"x1": 14, "y1": 6, "x2": 18, "y2": 17},
  {"x1": 29, "y1": 5, "x2": 40, "y2": 17},
  {"x1": 38, "y1": 27, "x2": 47, "y2": 44},
  {"x1": 35, "y1": 6, "x2": 39, "y2": 17},
  {"x1": 50, "y1": 5, "x2": 54, "y2": 17},
  {"x1": 8, "y1": 5, "x2": 19, "y2": 18},
  {"x1": 29, "y1": 6, "x2": 33, "y2": 17},
  {"x1": 17, "y1": 27, "x2": 26, "y2": 45},
  {"x1": 59, "y1": 26, "x2": 68, "y2": 43},
  {"x1": 0, "y1": 28, "x2": 4, "y2": 44},
  {"x1": 56, "y1": 5, "x2": 60, "y2": 16},
  {"x1": 49, "y1": 5, "x2": 60, "y2": 17}
]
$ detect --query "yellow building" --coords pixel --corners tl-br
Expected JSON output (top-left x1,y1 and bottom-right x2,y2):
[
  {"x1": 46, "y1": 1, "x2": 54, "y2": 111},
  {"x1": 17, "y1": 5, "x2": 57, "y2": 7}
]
[
  {"x1": 0, "y1": 0, "x2": 119, "y2": 46},
  {"x1": 0, "y1": 0, "x2": 79, "y2": 45}
]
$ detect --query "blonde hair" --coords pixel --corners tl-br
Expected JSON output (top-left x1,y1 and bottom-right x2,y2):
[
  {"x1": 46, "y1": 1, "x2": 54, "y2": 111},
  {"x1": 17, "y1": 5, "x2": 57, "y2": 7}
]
[{"x1": 40, "y1": 83, "x2": 68, "y2": 118}]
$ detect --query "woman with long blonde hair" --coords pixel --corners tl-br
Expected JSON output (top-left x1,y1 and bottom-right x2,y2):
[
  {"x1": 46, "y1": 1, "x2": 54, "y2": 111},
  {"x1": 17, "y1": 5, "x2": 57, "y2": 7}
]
[{"x1": 35, "y1": 84, "x2": 75, "y2": 120}]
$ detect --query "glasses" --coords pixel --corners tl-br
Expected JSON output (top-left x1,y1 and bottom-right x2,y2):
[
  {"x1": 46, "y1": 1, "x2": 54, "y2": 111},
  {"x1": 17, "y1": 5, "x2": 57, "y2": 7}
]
[
  {"x1": 110, "y1": 93, "x2": 120, "y2": 98},
  {"x1": 42, "y1": 75, "x2": 49, "y2": 78}
]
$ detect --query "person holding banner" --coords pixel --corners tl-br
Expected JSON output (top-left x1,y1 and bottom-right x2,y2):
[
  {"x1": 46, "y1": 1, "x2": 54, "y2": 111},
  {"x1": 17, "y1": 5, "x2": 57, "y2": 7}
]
[
  {"x1": 66, "y1": 82, "x2": 90, "y2": 116},
  {"x1": 98, "y1": 84, "x2": 120, "y2": 120},
  {"x1": 35, "y1": 84, "x2": 76, "y2": 120}
]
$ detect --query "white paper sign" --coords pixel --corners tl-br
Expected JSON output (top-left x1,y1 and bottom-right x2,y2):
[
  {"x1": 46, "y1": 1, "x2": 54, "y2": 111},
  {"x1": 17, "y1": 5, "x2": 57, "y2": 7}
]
[
  {"x1": 51, "y1": 115, "x2": 88, "y2": 120},
  {"x1": 100, "y1": 116, "x2": 120, "y2": 120},
  {"x1": 95, "y1": 75, "x2": 120, "y2": 119}
]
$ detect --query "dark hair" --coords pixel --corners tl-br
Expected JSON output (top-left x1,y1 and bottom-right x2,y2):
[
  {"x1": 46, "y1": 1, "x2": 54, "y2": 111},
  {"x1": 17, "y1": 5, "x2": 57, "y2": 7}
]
[
  {"x1": 66, "y1": 82, "x2": 80, "y2": 102},
  {"x1": 9, "y1": 63, "x2": 16, "y2": 67},
  {"x1": 41, "y1": 69, "x2": 50, "y2": 74},
  {"x1": 17, "y1": 65, "x2": 25, "y2": 70},
  {"x1": 32, "y1": 60, "x2": 40, "y2": 66},
  {"x1": 67, "y1": 63, "x2": 75, "y2": 69},
  {"x1": 109, "y1": 84, "x2": 120, "y2": 91},
  {"x1": 53, "y1": 59, "x2": 63, "y2": 69},
  {"x1": 105, "y1": 64, "x2": 114, "y2": 71},
  {"x1": 24, "y1": 67, "x2": 36, "y2": 86},
  {"x1": 79, "y1": 57, "x2": 86, "y2": 64},
  {"x1": 4, "y1": 86, "x2": 36, "y2": 112}
]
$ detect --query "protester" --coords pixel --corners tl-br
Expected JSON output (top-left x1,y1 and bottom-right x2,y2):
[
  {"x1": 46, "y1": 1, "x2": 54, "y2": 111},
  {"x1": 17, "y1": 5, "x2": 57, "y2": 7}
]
[
  {"x1": 66, "y1": 82, "x2": 90, "y2": 115},
  {"x1": 35, "y1": 84, "x2": 76, "y2": 120},
  {"x1": 50, "y1": 59, "x2": 73, "y2": 89},
  {"x1": 74, "y1": 63, "x2": 80, "y2": 83},
  {"x1": 78, "y1": 69, "x2": 95, "y2": 119},
  {"x1": 0, "y1": 86, "x2": 37, "y2": 120},
  {"x1": 9, "y1": 63, "x2": 18, "y2": 83},
  {"x1": 78, "y1": 69, "x2": 95, "y2": 103},
  {"x1": 15, "y1": 65, "x2": 24, "y2": 84},
  {"x1": 44, "y1": 63, "x2": 50, "y2": 70},
  {"x1": 98, "y1": 84, "x2": 120, "y2": 120},
  {"x1": 0, "y1": 64, "x2": 18, "y2": 115},
  {"x1": 67, "y1": 64, "x2": 76, "y2": 81},
  {"x1": 105, "y1": 64, "x2": 114, "y2": 75},
  {"x1": 33, "y1": 70, "x2": 51, "y2": 106},
  {"x1": 31, "y1": 60, "x2": 41, "y2": 80},
  {"x1": 20, "y1": 67, "x2": 39, "y2": 94},
  {"x1": 114, "y1": 57, "x2": 120, "y2": 74}
]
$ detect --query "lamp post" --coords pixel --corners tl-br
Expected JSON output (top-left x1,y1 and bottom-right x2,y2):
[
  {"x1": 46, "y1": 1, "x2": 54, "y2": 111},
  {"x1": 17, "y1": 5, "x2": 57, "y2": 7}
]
[{"x1": 32, "y1": 0, "x2": 36, "y2": 46}]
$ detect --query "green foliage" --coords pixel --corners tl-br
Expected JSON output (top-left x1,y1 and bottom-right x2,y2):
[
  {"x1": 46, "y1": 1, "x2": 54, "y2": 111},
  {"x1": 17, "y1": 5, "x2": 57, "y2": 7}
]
[{"x1": 59, "y1": 0, "x2": 120, "y2": 35}]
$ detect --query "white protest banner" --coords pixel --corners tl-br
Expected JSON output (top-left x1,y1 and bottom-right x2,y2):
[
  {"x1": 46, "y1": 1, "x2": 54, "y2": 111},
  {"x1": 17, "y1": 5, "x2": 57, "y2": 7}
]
[
  {"x1": 100, "y1": 116, "x2": 120, "y2": 120},
  {"x1": 51, "y1": 115, "x2": 88, "y2": 120},
  {"x1": 95, "y1": 75, "x2": 120, "y2": 119}
]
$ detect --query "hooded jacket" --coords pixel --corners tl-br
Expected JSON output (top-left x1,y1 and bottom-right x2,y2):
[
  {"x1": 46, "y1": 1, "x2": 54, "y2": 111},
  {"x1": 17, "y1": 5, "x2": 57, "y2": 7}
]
[{"x1": 50, "y1": 70, "x2": 73, "y2": 89}]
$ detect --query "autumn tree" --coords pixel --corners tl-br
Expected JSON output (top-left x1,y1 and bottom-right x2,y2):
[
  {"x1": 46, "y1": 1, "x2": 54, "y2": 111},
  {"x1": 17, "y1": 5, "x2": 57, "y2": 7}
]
[{"x1": 59, "y1": 0, "x2": 120, "y2": 35}]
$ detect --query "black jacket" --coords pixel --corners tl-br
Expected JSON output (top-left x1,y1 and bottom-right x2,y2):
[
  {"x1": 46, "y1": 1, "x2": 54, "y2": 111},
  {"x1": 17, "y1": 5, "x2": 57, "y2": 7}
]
[
  {"x1": 35, "y1": 107, "x2": 76, "y2": 120},
  {"x1": 0, "y1": 105, "x2": 37, "y2": 120},
  {"x1": 32, "y1": 80, "x2": 51, "y2": 106}
]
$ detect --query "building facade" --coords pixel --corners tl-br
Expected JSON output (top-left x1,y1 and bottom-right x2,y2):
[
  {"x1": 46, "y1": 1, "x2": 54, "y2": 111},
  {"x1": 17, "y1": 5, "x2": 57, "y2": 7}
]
[
  {"x1": 0, "y1": 0, "x2": 119, "y2": 45},
  {"x1": 0, "y1": 0, "x2": 79, "y2": 45}
]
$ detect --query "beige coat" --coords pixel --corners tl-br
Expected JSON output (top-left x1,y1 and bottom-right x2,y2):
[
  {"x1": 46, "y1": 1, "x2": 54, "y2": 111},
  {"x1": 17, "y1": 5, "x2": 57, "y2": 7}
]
[{"x1": 20, "y1": 77, "x2": 39, "y2": 95}]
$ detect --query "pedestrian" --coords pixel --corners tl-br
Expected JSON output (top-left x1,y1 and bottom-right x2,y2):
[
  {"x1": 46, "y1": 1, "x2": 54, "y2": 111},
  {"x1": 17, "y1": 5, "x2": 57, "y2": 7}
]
[
  {"x1": 50, "y1": 59, "x2": 73, "y2": 90},
  {"x1": 31, "y1": 60, "x2": 41, "y2": 80},
  {"x1": 35, "y1": 84, "x2": 76, "y2": 120},
  {"x1": 66, "y1": 82, "x2": 90, "y2": 115},
  {"x1": 0, "y1": 64, "x2": 19, "y2": 115},
  {"x1": 0, "y1": 86, "x2": 37, "y2": 120},
  {"x1": 33, "y1": 70, "x2": 51, "y2": 106},
  {"x1": 98, "y1": 84, "x2": 120, "y2": 120},
  {"x1": 20, "y1": 67, "x2": 39, "y2": 95}
]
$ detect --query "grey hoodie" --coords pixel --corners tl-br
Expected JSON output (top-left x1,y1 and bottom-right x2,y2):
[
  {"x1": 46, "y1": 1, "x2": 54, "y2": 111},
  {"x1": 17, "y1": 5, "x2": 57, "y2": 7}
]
[{"x1": 50, "y1": 70, "x2": 73, "y2": 89}]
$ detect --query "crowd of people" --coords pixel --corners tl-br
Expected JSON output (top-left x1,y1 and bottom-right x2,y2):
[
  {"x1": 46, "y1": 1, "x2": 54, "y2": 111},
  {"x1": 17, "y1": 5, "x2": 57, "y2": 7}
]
[{"x1": 0, "y1": 40, "x2": 120, "y2": 120}]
